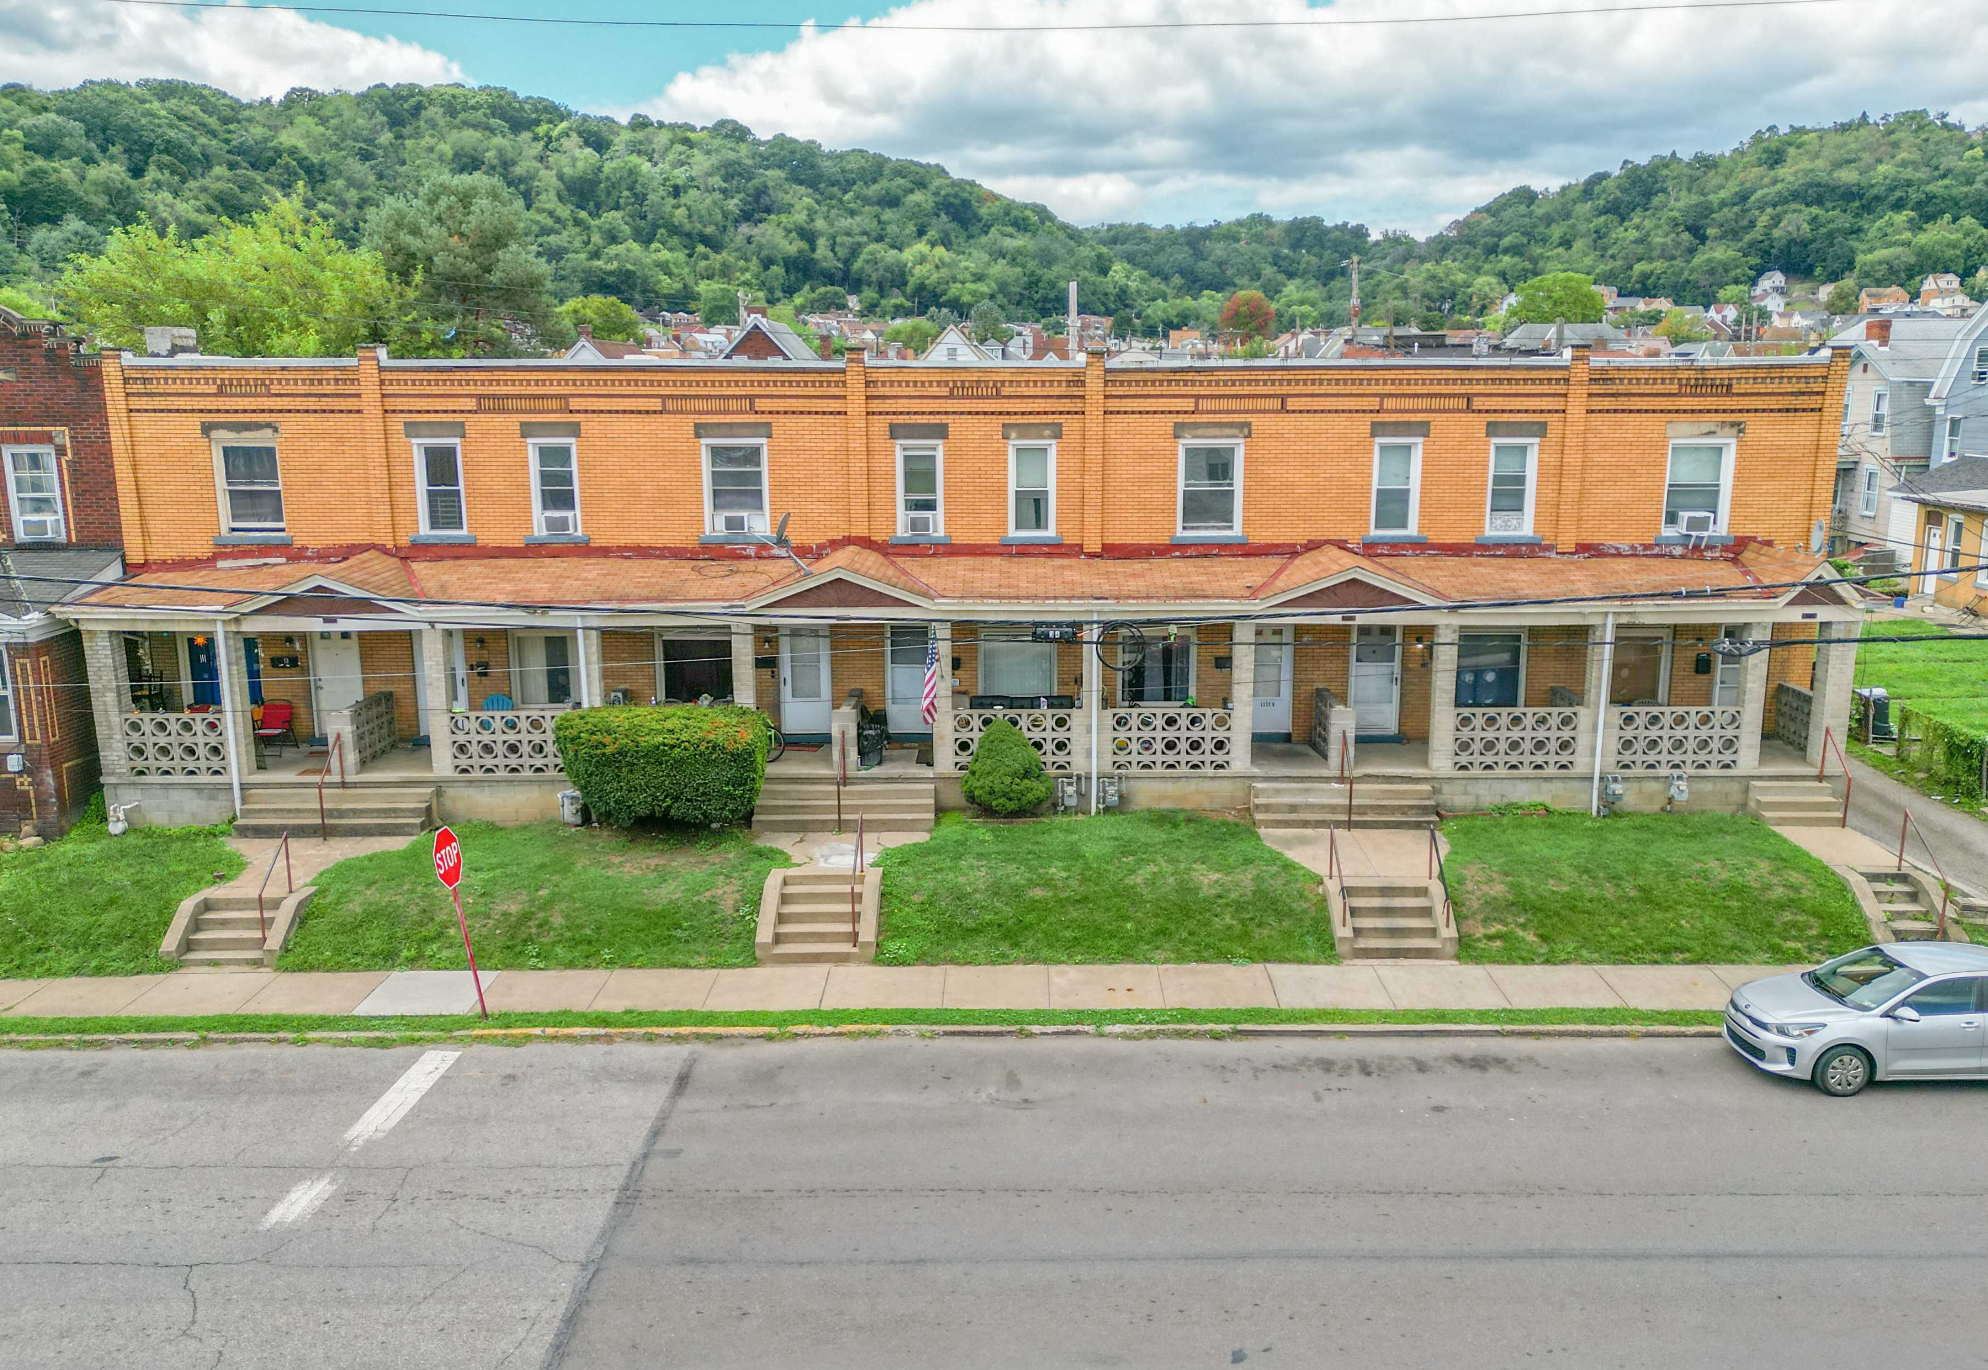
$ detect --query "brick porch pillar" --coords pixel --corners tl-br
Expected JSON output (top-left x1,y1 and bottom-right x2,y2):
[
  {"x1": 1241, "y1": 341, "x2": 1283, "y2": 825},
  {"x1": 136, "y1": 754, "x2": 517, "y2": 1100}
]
[
  {"x1": 81, "y1": 628, "x2": 135, "y2": 781},
  {"x1": 1228, "y1": 621, "x2": 1254, "y2": 771},
  {"x1": 730, "y1": 623, "x2": 758, "y2": 710},
  {"x1": 1806, "y1": 616, "x2": 1861, "y2": 764},
  {"x1": 1736, "y1": 620, "x2": 1773, "y2": 769},
  {"x1": 1427, "y1": 623, "x2": 1460, "y2": 771},
  {"x1": 931, "y1": 621, "x2": 955, "y2": 773}
]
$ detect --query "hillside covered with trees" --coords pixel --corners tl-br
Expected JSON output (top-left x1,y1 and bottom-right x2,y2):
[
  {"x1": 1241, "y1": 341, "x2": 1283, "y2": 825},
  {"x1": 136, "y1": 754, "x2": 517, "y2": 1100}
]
[{"x1": 2, "y1": 79, "x2": 1985, "y2": 352}]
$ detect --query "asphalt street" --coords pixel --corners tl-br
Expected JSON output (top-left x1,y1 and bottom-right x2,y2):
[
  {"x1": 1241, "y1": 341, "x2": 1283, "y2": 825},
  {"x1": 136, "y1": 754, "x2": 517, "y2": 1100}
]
[{"x1": 4, "y1": 1035, "x2": 1987, "y2": 1369}]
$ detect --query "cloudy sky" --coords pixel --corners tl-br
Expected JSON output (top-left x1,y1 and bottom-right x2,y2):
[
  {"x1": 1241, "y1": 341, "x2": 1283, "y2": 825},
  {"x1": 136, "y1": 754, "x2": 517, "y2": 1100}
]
[{"x1": 5, "y1": 0, "x2": 1988, "y2": 232}]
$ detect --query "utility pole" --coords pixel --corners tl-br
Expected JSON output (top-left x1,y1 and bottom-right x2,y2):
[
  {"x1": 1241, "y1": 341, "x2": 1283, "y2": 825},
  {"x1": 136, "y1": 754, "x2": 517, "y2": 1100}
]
[
  {"x1": 1344, "y1": 255, "x2": 1361, "y2": 334},
  {"x1": 1067, "y1": 280, "x2": 1079, "y2": 355}
]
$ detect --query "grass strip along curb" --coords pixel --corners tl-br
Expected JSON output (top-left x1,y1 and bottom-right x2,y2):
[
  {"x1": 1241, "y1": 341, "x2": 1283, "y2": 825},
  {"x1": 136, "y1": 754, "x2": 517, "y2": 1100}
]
[{"x1": 0, "y1": 1005, "x2": 1724, "y2": 1044}]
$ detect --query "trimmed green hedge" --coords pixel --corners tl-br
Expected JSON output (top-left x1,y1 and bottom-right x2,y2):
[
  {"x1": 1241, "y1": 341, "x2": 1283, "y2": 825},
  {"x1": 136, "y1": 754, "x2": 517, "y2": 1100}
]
[
  {"x1": 552, "y1": 705, "x2": 770, "y2": 827},
  {"x1": 1896, "y1": 703, "x2": 1987, "y2": 803},
  {"x1": 959, "y1": 718, "x2": 1054, "y2": 815}
]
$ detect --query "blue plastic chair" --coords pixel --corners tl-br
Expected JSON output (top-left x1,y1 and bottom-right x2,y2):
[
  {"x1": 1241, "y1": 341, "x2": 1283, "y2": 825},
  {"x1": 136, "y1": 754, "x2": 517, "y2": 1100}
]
[{"x1": 480, "y1": 693, "x2": 514, "y2": 711}]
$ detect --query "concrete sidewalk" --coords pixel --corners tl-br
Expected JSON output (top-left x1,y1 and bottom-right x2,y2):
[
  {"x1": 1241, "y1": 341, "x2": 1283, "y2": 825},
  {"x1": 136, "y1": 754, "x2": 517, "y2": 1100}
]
[{"x1": 0, "y1": 959, "x2": 1785, "y2": 1018}]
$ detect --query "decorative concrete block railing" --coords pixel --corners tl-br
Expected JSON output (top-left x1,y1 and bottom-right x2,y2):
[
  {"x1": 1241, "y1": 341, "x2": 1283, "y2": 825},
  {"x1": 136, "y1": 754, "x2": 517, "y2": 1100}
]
[
  {"x1": 1451, "y1": 707, "x2": 1587, "y2": 772},
  {"x1": 350, "y1": 691, "x2": 398, "y2": 765},
  {"x1": 446, "y1": 708, "x2": 564, "y2": 775},
  {"x1": 122, "y1": 711, "x2": 229, "y2": 777},
  {"x1": 1106, "y1": 706, "x2": 1234, "y2": 771},
  {"x1": 1547, "y1": 685, "x2": 1584, "y2": 707},
  {"x1": 1612, "y1": 706, "x2": 1744, "y2": 771},
  {"x1": 1774, "y1": 682, "x2": 1812, "y2": 750},
  {"x1": 951, "y1": 707, "x2": 1079, "y2": 771},
  {"x1": 1310, "y1": 687, "x2": 1354, "y2": 768}
]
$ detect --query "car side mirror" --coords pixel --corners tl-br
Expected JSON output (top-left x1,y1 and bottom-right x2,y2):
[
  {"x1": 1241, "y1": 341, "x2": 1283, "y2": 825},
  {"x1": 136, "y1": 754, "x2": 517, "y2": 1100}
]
[{"x1": 1888, "y1": 1004, "x2": 1922, "y2": 1023}]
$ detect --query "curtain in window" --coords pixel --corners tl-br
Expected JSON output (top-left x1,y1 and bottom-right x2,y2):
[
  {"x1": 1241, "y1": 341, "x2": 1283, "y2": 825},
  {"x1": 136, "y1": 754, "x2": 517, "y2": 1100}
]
[
  {"x1": 1664, "y1": 444, "x2": 1724, "y2": 529},
  {"x1": 979, "y1": 639, "x2": 1055, "y2": 696}
]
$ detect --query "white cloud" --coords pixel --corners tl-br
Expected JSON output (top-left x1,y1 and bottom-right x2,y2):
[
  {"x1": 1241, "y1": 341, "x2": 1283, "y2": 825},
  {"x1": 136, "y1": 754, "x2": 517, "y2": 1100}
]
[
  {"x1": 0, "y1": 0, "x2": 462, "y2": 100},
  {"x1": 640, "y1": 0, "x2": 1988, "y2": 231}
]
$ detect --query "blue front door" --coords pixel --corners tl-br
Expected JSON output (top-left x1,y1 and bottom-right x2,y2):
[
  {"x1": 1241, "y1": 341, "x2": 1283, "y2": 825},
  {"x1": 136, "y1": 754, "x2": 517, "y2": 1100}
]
[{"x1": 187, "y1": 638, "x2": 220, "y2": 707}]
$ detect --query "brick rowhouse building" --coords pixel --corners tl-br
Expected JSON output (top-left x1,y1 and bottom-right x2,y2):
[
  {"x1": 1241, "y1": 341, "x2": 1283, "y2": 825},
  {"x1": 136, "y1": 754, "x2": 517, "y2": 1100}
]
[
  {"x1": 58, "y1": 342, "x2": 1860, "y2": 828},
  {"x1": 1, "y1": 307, "x2": 123, "y2": 836}
]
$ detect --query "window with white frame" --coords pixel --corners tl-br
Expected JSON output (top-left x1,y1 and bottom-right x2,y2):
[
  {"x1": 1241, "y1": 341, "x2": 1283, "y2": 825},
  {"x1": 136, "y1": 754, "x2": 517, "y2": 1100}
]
[
  {"x1": 1946, "y1": 416, "x2": 1965, "y2": 462},
  {"x1": 213, "y1": 433, "x2": 285, "y2": 534},
  {"x1": 1870, "y1": 388, "x2": 1888, "y2": 434},
  {"x1": 1946, "y1": 514, "x2": 1966, "y2": 576},
  {"x1": 1484, "y1": 440, "x2": 1536, "y2": 535},
  {"x1": 0, "y1": 644, "x2": 13, "y2": 741},
  {"x1": 1178, "y1": 442, "x2": 1241, "y2": 535},
  {"x1": 897, "y1": 443, "x2": 943, "y2": 536},
  {"x1": 1860, "y1": 464, "x2": 1880, "y2": 517},
  {"x1": 703, "y1": 441, "x2": 767, "y2": 534},
  {"x1": 1662, "y1": 440, "x2": 1734, "y2": 535},
  {"x1": 512, "y1": 631, "x2": 575, "y2": 705},
  {"x1": 1371, "y1": 440, "x2": 1420, "y2": 535},
  {"x1": 1121, "y1": 630, "x2": 1195, "y2": 702},
  {"x1": 5, "y1": 445, "x2": 64, "y2": 541},
  {"x1": 977, "y1": 637, "x2": 1055, "y2": 697},
  {"x1": 1974, "y1": 345, "x2": 1988, "y2": 385},
  {"x1": 529, "y1": 440, "x2": 580, "y2": 536},
  {"x1": 1455, "y1": 632, "x2": 1524, "y2": 707},
  {"x1": 1009, "y1": 442, "x2": 1055, "y2": 536},
  {"x1": 1976, "y1": 520, "x2": 1988, "y2": 588},
  {"x1": 415, "y1": 440, "x2": 465, "y2": 534}
]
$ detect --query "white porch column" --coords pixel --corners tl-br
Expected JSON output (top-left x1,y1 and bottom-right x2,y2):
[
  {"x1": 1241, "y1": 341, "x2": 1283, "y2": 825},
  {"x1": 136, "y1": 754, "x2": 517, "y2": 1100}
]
[
  {"x1": 1806, "y1": 617, "x2": 1861, "y2": 764},
  {"x1": 931, "y1": 621, "x2": 955, "y2": 772},
  {"x1": 214, "y1": 622, "x2": 254, "y2": 810},
  {"x1": 1081, "y1": 620, "x2": 1101, "y2": 805},
  {"x1": 1585, "y1": 613, "x2": 1617, "y2": 813},
  {"x1": 81, "y1": 629, "x2": 136, "y2": 781},
  {"x1": 421, "y1": 628, "x2": 455, "y2": 776},
  {"x1": 577, "y1": 623, "x2": 604, "y2": 707},
  {"x1": 730, "y1": 623, "x2": 757, "y2": 709},
  {"x1": 1736, "y1": 620, "x2": 1774, "y2": 769},
  {"x1": 1229, "y1": 621, "x2": 1255, "y2": 771},
  {"x1": 1426, "y1": 622, "x2": 1460, "y2": 772}
]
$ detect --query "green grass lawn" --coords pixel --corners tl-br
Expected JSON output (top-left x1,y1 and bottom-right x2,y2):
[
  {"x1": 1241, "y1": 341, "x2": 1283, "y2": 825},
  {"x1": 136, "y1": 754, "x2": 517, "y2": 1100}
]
[
  {"x1": 1446, "y1": 811, "x2": 1868, "y2": 965},
  {"x1": 1851, "y1": 619, "x2": 1988, "y2": 808},
  {"x1": 873, "y1": 810, "x2": 1337, "y2": 965},
  {"x1": 0, "y1": 816, "x2": 243, "y2": 978},
  {"x1": 278, "y1": 821, "x2": 791, "y2": 972}
]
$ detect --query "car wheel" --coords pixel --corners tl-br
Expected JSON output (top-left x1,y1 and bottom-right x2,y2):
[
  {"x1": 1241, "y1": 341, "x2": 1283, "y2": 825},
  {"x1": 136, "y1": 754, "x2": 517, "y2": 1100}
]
[{"x1": 1813, "y1": 1045, "x2": 1873, "y2": 1097}]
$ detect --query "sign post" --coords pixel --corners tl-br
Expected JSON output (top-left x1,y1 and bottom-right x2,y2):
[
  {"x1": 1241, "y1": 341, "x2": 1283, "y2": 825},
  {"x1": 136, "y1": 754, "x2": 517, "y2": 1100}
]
[{"x1": 431, "y1": 825, "x2": 488, "y2": 1020}]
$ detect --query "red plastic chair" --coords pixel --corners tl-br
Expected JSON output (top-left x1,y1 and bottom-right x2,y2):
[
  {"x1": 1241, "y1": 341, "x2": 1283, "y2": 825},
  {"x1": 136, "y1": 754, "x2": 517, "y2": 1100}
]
[{"x1": 253, "y1": 700, "x2": 298, "y2": 754}]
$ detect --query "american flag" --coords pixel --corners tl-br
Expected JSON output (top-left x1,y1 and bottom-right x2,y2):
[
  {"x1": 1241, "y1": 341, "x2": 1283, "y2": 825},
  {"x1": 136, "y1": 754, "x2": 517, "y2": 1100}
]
[{"x1": 921, "y1": 635, "x2": 940, "y2": 725}]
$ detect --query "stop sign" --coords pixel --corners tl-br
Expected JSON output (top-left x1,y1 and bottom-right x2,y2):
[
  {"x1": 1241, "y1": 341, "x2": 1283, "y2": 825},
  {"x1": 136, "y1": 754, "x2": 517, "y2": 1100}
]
[{"x1": 432, "y1": 826, "x2": 463, "y2": 890}]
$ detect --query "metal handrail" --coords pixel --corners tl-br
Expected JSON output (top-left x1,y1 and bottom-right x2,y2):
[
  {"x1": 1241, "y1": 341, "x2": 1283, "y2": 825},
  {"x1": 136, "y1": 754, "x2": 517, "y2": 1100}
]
[
  {"x1": 1427, "y1": 827, "x2": 1455, "y2": 932},
  {"x1": 316, "y1": 733, "x2": 345, "y2": 842},
  {"x1": 1326, "y1": 826, "x2": 1350, "y2": 938},
  {"x1": 851, "y1": 814, "x2": 865, "y2": 948},
  {"x1": 1897, "y1": 809, "x2": 1954, "y2": 939},
  {"x1": 836, "y1": 738, "x2": 846, "y2": 832},
  {"x1": 254, "y1": 830, "x2": 293, "y2": 946},
  {"x1": 1339, "y1": 733, "x2": 1354, "y2": 830},
  {"x1": 1816, "y1": 724, "x2": 1851, "y2": 828}
]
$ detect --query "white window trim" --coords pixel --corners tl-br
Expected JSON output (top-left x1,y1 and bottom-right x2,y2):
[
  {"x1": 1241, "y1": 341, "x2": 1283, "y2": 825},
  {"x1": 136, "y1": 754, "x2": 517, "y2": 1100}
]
[
  {"x1": 978, "y1": 636, "x2": 1059, "y2": 698},
  {"x1": 895, "y1": 441, "x2": 944, "y2": 537},
  {"x1": 1483, "y1": 439, "x2": 1538, "y2": 536},
  {"x1": 1870, "y1": 388, "x2": 1888, "y2": 434},
  {"x1": 527, "y1": 438, "x2": 582, "y2": 537},
  {"x1": 4, "y1": 443, "x2": 65, "y2": 542},
  {"x1": 1454, "y1": 629, "x2": 1529, "y2": 707},
  {"x1": 508, "y1": 629, "x2": 578, "y2": 706},
  {"x1": 1176, "y1": 440, "x2": 1243, "y2": 537},
  {"x1": 1660, "y1": 438, "x2": 1736, "y2": 536},
  {"x1": 1975, "y1": 519, "x2": 1988, "y2": 588},
  {"x1": 1946, "y1": 416, "x2": 1965, "y2": 462},
  {"x1": 1859, "y1": 464, "x2": 1880, "y2": 517},
  {"x1": 1370, "y1": 438, "x2": 1423, "y2": 536},
  {"x1": 1118, "y1": 625, "x2": 1198, "y2": 703},
  {"x1": 1945, "y1": 514, "x2": 1966, "y2": 578},
  {"x1": 1611, "y1": 628, "x2": 1675, "y2": 706},
  {"x1": 0, "y1": 643, "x2": 14, "y2": 742},
  {"x1": 1006, "y1": 439, "x2": 1057, "y2": 537},
  {"x1": 700, "y1": 438, "x2": 769, "y2": 536},
  {"x1": 412, "y1": 438, "x2": 467, "y2": 535},
  {"x1": 1974, "y1": 346, "x2": 1988, "y2": 385},
  {"x1": 210, "y1": 429, "x2": 285, "y2": 534}
]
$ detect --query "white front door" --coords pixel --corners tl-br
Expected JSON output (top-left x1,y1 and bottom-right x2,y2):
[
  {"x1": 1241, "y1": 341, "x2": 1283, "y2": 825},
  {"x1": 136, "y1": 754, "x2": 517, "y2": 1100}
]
[
  {"x1": 312, "y1": 632, "x2": 365, "y2": 723},
  {"x1": 1250, "y1": 628, "x2": 1293, "y2": 737},
  {"x1": 1349, "y1": 625, "x2": 1401, "y2": 736},
  {"x1": 886, "y1": 626, "x2": 933, "y2": 735},
  {"x1": 1711, "y1": 623, "x2": 1745, "y2": 706},
  {"x1": 780, "y1": 628, "x2": 832, "y2": 737},
  {"x1": 1920, "y1": 522, "x2": 1944, "y2": 596}
]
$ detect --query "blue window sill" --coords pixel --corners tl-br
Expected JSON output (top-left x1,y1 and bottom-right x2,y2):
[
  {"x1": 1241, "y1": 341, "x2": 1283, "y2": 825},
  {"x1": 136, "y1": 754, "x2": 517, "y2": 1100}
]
[
  {"x1": 1171, "y1": 533, "x2": 1246, "y2": 545},
  {"x1": 410, "y1": 532, "x2": 476, "y2": 545},
  {"x1": 1361, "y1": 534, "x2": 1426, "y2": 546},
  {"x1": 890, "y1": 535, "x2": 951, "y2": 545},
  {"x1": 1000, "y1": 534, "x2": 1062, "y2": 545},
  {"x1": 699, "y1": 533, "x2": 765, "y2": 545},
  {"x1": 1475, "y1": 534, "x2": 1542, "y2": 545},
  {"x1": 214, "y1": 533, "x2": 292, "y2": 546},
  {"x1": 1655, "y1": 533, "x2": 1734, "y2": 546},
  {"x1": 524, "y1": 533, "x2": 589, "y2": 545}
]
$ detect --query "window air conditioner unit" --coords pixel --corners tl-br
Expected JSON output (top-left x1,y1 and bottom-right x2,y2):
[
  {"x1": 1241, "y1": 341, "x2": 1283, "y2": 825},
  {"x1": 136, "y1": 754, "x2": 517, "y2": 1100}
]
[
  {"x1": 542, "y1": 512, "x2": 575, "y2": 535},
  {"x1": 905, "y1": 512, "x2": 936, "y2": 535},
  {"x1": 20, "y1": 515, "x2": 60, "y2": 540},
  {"x1": 719, "y1": 511, "x2": 750, "y2": 533}
]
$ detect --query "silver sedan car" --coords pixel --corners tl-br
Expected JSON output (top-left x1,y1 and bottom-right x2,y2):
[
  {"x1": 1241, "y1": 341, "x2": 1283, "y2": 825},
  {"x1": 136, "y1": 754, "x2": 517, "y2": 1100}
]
[{"x1": 1726, "y1": 942, "x2": 1988, "y2": 1095}]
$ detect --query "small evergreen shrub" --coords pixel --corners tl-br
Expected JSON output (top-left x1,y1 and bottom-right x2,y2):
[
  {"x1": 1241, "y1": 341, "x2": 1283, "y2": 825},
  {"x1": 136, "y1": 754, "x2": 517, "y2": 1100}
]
[
  {"x1": 552, "y1": 705, "x2": 770, "y2": 827},
  {"x1": 960, "y1": 718, "x2": 1054, "y2": 816}
]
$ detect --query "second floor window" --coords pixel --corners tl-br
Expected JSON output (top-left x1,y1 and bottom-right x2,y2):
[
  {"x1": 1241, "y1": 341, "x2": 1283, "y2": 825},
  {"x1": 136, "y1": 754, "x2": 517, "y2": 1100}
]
[
  {"x1": 1947, "y1": 514, "x2": 1966, "y2": 576},
  {"x1": 529, "y1": 441, "x2": 580, "y2": 536},
  {"x1": 1484, "y1": 441, "x2": 1535, "y2": 536},
  {"x1": 1870, "y1": 388, "x2": 1888, "y2": 434},
  {"x1": 416, "y1": 441, "x2": 465, "y2": 534},
  {"x1": 1975, "y1": 346, "x2": 1988, "y2": 385},
  {"x1": 1371, "y1": 440, "x2": 1420, "y2": 535},
  {"x1": 5, "y1": 445, "x2": 63, "y2": 541},
  {"x1": 1947, "y1": 417, "x2": 1965, "y2": 462},
  {"x1": 704, "y1": 441, "x2": 767, "y2": 534},
  {"x1": 898, "y1": 443, "x2": 942, "y2": 536},
  {"x1": 1178, "y1": 442, "x2": 1240, "y2": 535},
  {"x1": 215, "y1": 437, "x2": 284, "y2": 534},
  {"x1": 1860, "y1": 464, "x2": 1880, "y2": 517},
  {"x1": 1009, "y1": 442, "x2": 1054, "y2": 535},
  {"x1": 1663, "y1": 440, "x2": 1733, "y2": 536}
]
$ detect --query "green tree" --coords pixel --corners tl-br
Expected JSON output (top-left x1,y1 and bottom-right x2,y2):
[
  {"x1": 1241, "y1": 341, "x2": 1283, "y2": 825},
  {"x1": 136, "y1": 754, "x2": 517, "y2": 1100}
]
[
  {"x1": 884, "y1": 318, "x2": 939, "y2": 353},
  {"x1": 697, "y1": 282, "x2": 741, "y2": 326},
  {"x1": 1654, "y1": 308, "x2": 1712, "y2": 343},
  {"x1": 1823, "y1": 279, "x2": 1859, "y2": 314},
  {"x1": 559, "y1": 293, "x2": 644, "y2": 342},
  {"x1": 1218, "y1": 288, "x2": 1276, "y2": 339},
  {"x1": 58, "y1": 196, "x2": 411, "y2": 356},
  {"x1": 968, "y1": 298, "x2": 1007, "y2": 343},
  {"x1": 1504, "y1": 272, "x2": 1605, "y2": 324},
  {"x1": 365, "y1": 174, "x2": 571, "y2": 356}
]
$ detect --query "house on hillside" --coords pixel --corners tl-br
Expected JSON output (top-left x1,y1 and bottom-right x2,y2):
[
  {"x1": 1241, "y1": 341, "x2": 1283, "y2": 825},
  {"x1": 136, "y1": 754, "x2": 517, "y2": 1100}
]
[
  {"x1": 1859, "y1": 285, "x2": 1911, "y2": 312},
  {"x1": 723, "y1": 315, "x2": 822, "y2": 361},
  {"x1": 921, "y1": 324, "x2": 995, "y2": 364},
  {"x1": 1497, "y1": 322, "x2": 1627, "y2": 352},
  {"x1": 1755, "y1": 270, "x2": 1787, "y2": 295},
  {"x1": 564, "y1": 327, "x2": 657, "y2": 363},
  {"x1": 1920, "y1": 272, "x2": 1962, "y2": 305}
]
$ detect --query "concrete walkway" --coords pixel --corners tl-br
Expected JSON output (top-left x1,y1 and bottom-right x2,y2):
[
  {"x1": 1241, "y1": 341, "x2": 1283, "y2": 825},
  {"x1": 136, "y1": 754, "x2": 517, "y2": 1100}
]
[
  {"x1": 219, "y1": 832, "x2": 414, "y2": 897},
  {"x1": 1844, "y1": 755, "x2": 1988, "y2": 897},
  {"x1": 0, "y1": 959, "x2": 1787, "y2": 1018},
  {"x1": 1259, "y1": 826, "x2": 1440, "y2": 881}
]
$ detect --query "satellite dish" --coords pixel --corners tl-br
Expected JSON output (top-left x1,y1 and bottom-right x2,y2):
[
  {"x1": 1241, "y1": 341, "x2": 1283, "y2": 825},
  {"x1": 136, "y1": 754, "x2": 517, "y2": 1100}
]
[
  {"x1": 1809, "y1": 519, "x2": 1827, "y2": 554},
  {"x1": 774, "y1": 511, "x2": 791, "y2": 545}
]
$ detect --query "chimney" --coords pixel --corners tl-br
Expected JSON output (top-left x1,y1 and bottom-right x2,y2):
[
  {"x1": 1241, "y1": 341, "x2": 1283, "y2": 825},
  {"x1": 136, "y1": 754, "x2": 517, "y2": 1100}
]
[
  {"x1": 817, "y1": 332, "x2": 833, "y2": 360},
  {"x1": 578, "y1": 325, "x2": 593, "y2": 340},
  {"x1": 1866, "y1": 318, "x2": 1892, "y2": 347},
  {"x1": 143, "y1": 325, "x2": 197, "y2": 357}
]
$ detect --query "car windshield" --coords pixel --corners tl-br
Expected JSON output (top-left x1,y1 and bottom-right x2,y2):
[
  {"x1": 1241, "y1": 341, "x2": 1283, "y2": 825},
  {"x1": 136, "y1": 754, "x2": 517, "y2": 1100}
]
[{"x1": 1807, "y1": 948, "x2": 1925, "y2": 1010}]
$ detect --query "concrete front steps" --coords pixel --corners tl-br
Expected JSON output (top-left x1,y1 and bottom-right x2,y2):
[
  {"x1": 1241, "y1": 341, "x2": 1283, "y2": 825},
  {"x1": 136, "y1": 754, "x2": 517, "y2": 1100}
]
[
  {"x1": 755, "y1": 867, "x2": 879, "y2": 964},
  {"x1": 162, "y1": 888, "x2": 315, "y2": 967},
  {"x1": 1334, "y1": 876, "x2": 1457, "y2": 960},
  {"x1": 751, "y1": 775, "x2": 936, "y2": 835},
  {"x1": 233, "y1": 785, "x2": 438, "y2": 840},
  {"x1": 1746, "y1": 780, "x2": 1842, "y2": 827},
  {"x1": 1860, "y1": 868, "x2": 1948, "y2": 941},
  {"x1": 1251, "y1": 781, "x2": 1437, "y2": 830}
]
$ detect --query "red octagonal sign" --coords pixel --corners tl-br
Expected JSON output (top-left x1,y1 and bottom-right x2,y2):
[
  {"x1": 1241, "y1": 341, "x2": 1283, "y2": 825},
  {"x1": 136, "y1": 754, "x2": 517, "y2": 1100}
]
[{"x1": 432, "y1": 825, "x2": 463, "y2": 891}]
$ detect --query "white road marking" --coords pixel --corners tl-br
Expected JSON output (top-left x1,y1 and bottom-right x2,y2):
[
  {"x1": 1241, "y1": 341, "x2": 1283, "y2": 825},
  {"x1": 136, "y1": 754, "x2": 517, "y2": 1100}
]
[{"x1": 258, "y1": 1050, "x2": 462, "y2": 1230}]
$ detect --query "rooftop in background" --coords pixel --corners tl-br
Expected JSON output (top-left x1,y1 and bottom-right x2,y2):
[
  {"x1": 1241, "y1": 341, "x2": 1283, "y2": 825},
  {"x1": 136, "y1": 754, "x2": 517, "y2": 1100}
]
[{"x1": 1893, "y1": 454, "x2": 1988, "y2": 513}]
